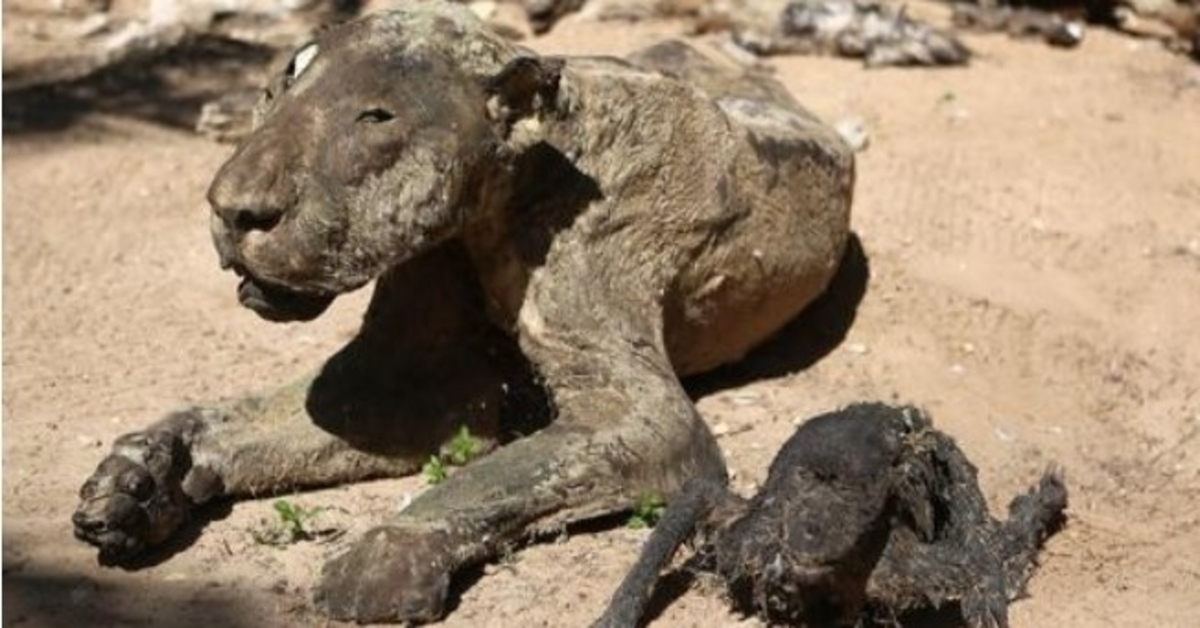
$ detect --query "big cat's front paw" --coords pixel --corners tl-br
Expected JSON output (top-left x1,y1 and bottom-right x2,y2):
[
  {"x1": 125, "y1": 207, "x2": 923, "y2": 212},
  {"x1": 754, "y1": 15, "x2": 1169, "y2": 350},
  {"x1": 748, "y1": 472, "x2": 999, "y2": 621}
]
[
  {"x1": 315, "y1": 525, "x2": 455, "y2": 624},
  {"x1": 72, "y1": 412, "x2": 222, "y2": 565}
]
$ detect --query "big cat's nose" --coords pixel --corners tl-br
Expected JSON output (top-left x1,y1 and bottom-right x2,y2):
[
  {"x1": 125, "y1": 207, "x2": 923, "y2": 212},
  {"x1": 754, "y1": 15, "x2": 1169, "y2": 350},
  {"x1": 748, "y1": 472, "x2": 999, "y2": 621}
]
[
  {"x1": 207, "y1": 139, "x2": 295, "y2": 234},
  {"x1": 210, "y1": 197, "x2": 285, "y2": 233}
]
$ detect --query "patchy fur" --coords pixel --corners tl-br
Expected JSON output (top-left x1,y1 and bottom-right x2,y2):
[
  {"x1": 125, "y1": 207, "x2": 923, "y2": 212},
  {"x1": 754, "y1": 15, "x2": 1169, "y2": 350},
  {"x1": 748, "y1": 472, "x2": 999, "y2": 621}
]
[
  {"x1": 594, "y1": 404, "x2": 1067, "y2": 628},
  {"x1": 73, "y1": 1, "x2": 853, "y2": 622}
]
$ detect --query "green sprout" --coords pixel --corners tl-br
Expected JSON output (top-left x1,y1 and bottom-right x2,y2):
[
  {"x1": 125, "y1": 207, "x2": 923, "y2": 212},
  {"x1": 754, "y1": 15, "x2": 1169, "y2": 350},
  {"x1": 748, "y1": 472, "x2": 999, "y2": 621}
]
[
  {"x1": 252, "y1": 498, "x2": 327, "y2": 546},
  {"x1": 626, "y1": 494, "x2": 667, "y2": 530},
  {"x1": 422, "y1": 426, "x2": 487, "y2": 485},
  {"x1": 446, "y1": 425, "x2": 487, "y2": 466},
  {"x1": 422, "y1": 455, "x2": 448, "y2": 485}
]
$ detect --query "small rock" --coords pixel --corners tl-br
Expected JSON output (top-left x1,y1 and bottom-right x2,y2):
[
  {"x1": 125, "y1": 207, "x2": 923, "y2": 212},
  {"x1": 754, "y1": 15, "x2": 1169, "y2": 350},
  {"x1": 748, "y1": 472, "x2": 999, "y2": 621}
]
[
  {"x1": 834, "y1": 117, "x2": 869, "y2": 152},
  {"x1": 729, "y1": 391, "x2": 762, "y2": 406},
  {"x1": 846, "y1": 342, "x2": 869, "y2": 355},
  {"x1": 1045, "y1": 20, "x2": 1085, "y2": 48},
  {"x1": 732, "y1": 27, "x2": 778, "y2": 56}
]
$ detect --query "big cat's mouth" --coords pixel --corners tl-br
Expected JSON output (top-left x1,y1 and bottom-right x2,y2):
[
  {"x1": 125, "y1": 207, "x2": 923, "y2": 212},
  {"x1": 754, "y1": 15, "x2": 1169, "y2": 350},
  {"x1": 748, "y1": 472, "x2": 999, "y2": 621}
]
[{"x1": 237, "y1": 275, "x2": 336, "y2": 322}]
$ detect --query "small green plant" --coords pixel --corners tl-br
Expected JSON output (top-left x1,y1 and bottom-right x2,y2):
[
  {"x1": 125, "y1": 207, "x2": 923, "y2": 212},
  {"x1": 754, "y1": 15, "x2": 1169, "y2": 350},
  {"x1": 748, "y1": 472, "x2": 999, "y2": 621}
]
[
  {"x1": 252, "y1": 498, "x2": 328, "y2": 546},
  {"x1": 626, "y1": 494, "x2": 667, "y2": 530},
  {"x1": 939, "y1": 91, "x2": 957, "y2": 104},
  {"x1": 422, "y1": 455, "x2": 448, "y2": 485},
  {"x1": 446, "y1": 425, "x2": 487, "y2": 465},
  {"x1": 422, "y1": 426, "x2": 487, "y2": 485}
]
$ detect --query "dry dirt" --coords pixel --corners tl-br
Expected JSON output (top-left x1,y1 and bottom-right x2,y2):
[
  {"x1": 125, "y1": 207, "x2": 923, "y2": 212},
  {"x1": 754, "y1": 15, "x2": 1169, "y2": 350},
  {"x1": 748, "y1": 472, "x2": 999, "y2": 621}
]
[{"x1": 4, "y1": 2, "x2": 1200, "y2": 626}]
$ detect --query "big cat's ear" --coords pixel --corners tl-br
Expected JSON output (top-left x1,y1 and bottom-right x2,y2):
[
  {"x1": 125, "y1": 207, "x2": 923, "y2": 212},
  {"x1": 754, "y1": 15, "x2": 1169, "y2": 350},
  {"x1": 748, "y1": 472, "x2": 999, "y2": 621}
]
[{"x1": 484, "y1": 55, "x2": 565, "y2": 135}]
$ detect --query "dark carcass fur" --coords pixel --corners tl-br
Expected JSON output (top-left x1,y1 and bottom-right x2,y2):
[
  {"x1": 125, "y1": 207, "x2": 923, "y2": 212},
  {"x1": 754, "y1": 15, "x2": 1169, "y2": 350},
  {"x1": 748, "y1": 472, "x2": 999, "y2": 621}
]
[{"x1": 595, "y1": 403, "x2": 1067, "y2": 627}]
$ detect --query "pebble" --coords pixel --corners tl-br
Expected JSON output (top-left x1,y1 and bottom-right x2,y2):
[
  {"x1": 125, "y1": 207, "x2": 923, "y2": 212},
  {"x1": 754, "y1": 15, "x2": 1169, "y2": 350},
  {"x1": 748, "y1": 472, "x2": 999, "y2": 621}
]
[
  {"x1": 729, "y1": 391, "x2": 762, "y2": 406},
  {"x1": 846, "y1": 342, "x2": 869, "y2": 355},
  {"x1": 834, "y1": 117, "x2": 869, "y2": 153}
]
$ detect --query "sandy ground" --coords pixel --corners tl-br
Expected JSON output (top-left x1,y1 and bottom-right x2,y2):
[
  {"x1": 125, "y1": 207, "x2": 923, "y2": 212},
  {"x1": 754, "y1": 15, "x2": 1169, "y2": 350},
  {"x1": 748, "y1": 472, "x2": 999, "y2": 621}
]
[{"x1": 4, "y1": 3, "x2": 1200, "y2": 626}]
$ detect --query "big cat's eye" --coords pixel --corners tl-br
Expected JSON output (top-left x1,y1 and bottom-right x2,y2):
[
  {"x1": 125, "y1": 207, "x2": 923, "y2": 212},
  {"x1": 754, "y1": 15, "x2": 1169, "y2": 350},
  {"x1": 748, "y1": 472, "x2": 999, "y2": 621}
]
[{"x1": 357, "y1": 108, "x2": 397, "y2": 124}]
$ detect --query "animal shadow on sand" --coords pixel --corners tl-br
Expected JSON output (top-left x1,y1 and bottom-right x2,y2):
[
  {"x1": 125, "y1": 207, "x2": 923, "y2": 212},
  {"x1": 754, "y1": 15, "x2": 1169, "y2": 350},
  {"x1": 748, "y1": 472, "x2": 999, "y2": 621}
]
[
  {"x1": 686, "y1": 231, "x2": 870, "y2": 398},
  {"x1": 3, "y1": 34, "x2": 274, "y2": 135}
]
